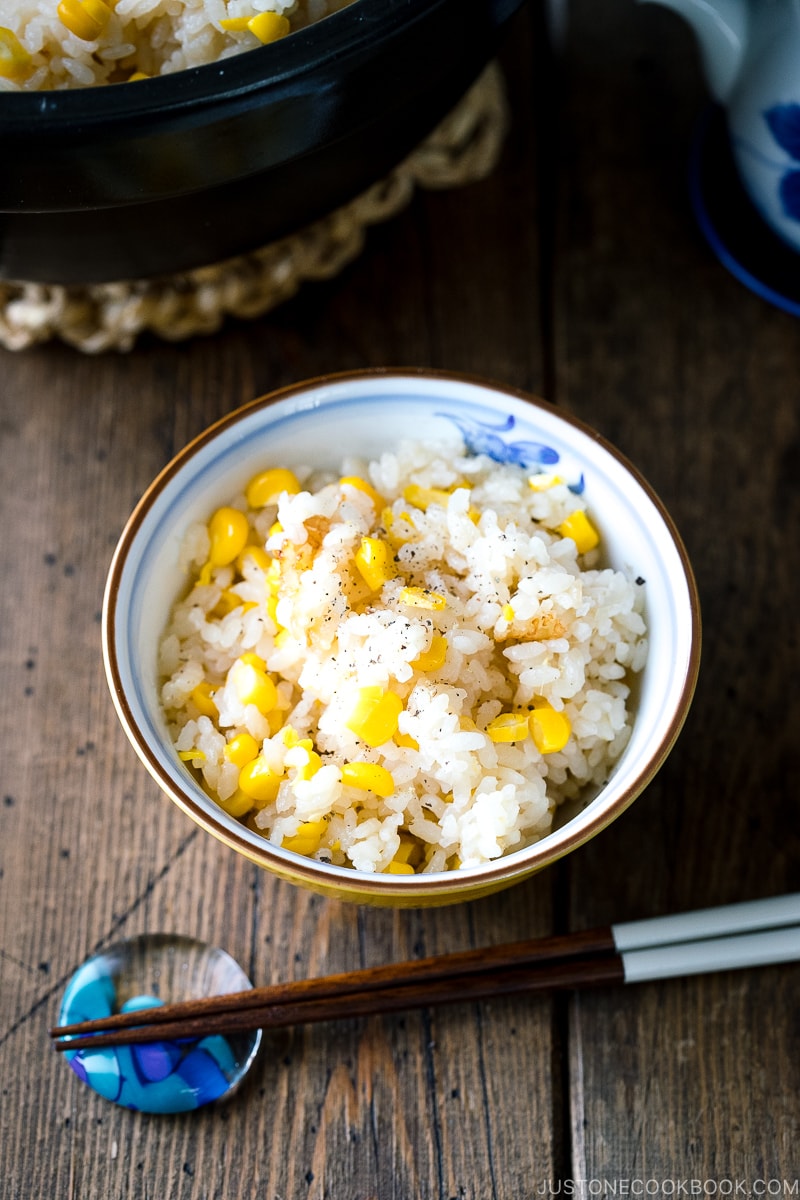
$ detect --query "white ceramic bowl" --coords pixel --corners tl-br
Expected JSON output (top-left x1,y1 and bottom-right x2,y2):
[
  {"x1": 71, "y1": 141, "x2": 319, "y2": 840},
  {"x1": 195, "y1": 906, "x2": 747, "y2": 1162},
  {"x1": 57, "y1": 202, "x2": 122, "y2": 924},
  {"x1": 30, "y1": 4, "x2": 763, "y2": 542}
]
[{"x1": 103, "y1": 370, "x2": 701, "y2": 906}]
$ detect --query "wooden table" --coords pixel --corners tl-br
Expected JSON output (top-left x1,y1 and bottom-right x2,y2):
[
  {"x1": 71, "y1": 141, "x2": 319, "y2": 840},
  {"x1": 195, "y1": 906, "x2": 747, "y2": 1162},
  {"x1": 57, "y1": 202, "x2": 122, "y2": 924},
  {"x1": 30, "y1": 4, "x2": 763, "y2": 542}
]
[{"x1": 2, "y1": 2, "x2": 798, "y2": 1194}]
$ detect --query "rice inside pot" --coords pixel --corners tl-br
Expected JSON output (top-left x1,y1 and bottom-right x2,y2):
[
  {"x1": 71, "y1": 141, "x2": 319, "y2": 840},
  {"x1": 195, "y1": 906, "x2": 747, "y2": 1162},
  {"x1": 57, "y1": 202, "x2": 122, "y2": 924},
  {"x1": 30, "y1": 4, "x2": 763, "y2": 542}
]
[
  {"x1": 0, "y1": 0, "x2": 352, "y2": 90},
  {"x1": 158, "y1": 438, "x2": 648, "y2": 874}
]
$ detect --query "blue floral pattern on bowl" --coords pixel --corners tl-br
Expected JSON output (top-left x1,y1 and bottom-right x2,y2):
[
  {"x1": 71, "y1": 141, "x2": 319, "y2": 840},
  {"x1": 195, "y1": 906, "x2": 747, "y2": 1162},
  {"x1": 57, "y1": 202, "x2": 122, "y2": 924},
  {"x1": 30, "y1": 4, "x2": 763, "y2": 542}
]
[
  {"x1": 436, "y1": 410, "x2": 585, "y2": 493},
  {"x1": 764, "y1": 103, "x2": 800, "y2": 222}
]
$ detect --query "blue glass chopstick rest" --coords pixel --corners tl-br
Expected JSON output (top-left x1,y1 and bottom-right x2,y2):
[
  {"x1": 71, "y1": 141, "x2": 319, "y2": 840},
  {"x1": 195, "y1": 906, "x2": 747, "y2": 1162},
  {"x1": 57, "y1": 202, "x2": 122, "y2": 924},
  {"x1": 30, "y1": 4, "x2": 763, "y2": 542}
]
[{"x1": 57, "y1": 935, "x2": 262, "y2": 1114}]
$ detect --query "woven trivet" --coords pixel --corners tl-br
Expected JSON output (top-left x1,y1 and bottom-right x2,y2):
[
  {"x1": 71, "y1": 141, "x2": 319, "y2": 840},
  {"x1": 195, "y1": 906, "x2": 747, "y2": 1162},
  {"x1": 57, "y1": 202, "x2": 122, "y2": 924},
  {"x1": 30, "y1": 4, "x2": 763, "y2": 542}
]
[{"x1": 0, "y1": 63, "x2": 508, "y2": 354}]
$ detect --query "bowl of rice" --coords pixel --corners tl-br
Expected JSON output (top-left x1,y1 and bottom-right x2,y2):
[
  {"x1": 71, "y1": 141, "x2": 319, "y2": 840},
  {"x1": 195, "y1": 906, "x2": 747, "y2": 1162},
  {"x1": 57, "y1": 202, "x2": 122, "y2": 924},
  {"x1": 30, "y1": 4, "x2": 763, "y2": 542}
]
[
  {"x1": 103, "y1": 369, "x2": 701, "y2": 906},
  {"x1": 0, "y1": 0, "x2": 526, "y2": 284}
]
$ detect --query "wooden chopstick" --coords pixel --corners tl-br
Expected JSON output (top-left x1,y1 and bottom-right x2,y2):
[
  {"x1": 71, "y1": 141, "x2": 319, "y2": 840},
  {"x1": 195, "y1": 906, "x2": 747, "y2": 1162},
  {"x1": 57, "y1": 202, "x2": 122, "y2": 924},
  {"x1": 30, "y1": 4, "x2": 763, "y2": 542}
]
[
  {"x1": 50, "y1": 894, "x2": 800, "y2": 1053},
  {"x1": 49, "y1": 925, "x2": 616, "y2": 1050},
  {"x1": 52, "y1": 952, "x2": 626, "y2": 1052}
]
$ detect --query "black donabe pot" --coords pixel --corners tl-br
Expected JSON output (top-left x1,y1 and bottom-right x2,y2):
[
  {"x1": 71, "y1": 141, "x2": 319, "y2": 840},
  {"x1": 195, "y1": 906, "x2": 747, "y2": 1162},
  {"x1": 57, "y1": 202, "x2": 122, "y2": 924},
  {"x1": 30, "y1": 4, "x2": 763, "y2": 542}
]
[{"x1": 0, "y1": 0, "x2": 527, "y2": 285}]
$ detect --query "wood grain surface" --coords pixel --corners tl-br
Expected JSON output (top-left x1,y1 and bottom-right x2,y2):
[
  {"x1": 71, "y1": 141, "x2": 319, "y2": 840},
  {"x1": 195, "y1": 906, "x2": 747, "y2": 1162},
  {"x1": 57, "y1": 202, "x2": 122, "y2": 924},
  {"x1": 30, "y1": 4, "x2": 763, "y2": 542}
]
[{"x1": 1, "y1": 2, "x2": 798, "y2": 1197}]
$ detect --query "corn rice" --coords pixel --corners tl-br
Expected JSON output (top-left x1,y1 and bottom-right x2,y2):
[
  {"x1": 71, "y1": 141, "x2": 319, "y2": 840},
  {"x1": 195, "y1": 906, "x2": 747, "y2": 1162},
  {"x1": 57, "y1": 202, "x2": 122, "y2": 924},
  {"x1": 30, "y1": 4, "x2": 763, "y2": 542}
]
[
  {"x1": 159, "y1": 438, "x2": 648, "y2": 874},
  {"x1": 0, "y1": 0, "x2": 354, "y2": 90}
]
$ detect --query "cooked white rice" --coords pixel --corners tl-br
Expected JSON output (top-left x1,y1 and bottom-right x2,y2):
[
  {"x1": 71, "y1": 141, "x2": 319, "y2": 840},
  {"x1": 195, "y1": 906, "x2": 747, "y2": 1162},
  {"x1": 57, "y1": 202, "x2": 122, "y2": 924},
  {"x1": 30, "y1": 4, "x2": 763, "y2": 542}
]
[
  {"x1": 158, "y1": 438, "x2": 648, "y2": 874},
  {"x1": 0, "y1": 0, "x2": 352, "y2": 91}
]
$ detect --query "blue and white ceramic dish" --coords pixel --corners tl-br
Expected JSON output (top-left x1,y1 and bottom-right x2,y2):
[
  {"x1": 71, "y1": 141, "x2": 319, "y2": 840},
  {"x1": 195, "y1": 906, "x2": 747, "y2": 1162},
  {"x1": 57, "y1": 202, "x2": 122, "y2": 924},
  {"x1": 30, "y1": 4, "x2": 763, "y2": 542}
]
[
  {"x1": 59, "y1": 934, "x2": 261, "y2": 1113},
  {"x1": 640, "y1": 0, "x2": 800, "y2": 258},
  {"x1": 103, "y1": 370, "x2": 701, "y2": 906},
  {"x1": 690, "y1": 105, "x2": 800, "y2": 316}
]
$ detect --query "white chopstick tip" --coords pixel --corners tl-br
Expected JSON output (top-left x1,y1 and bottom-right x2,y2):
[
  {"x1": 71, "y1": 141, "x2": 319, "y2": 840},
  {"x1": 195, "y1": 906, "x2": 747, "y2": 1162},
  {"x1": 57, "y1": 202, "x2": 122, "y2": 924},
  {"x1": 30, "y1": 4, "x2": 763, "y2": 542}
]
[
  {"x1": 612, "y1": 893, "x2": 800, "y2": 953},
  {"x1": 621, "y1": 926, "x2": 800, "y2": 984}
]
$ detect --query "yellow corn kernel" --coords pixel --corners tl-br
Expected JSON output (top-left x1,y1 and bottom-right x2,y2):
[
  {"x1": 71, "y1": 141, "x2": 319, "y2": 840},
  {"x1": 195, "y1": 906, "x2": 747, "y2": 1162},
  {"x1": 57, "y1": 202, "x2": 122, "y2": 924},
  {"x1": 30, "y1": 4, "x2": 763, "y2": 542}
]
[
  {"x1": 0, "y1": 27, "x2": 31, "y2": 79},
  {"x1": 245, "y1": 467, "x2": 300, "y2": 508},
  {"x1": 282, "y1": 819, "x2": 327, "y2": 856},
  {"x1": 208, "y1": 506, "x2": 249, "y2": 566},
  {"x1": 402, "y1": 483, "x2": 456, "y2": 511},
  {"x1": 266, "y1": 708, "x2": 285, "y2": 737},
  {"x1": 268, "y1": 521, "x2": 283, "y2": 537},
  {"x1": 274, "y1": 629, "x2": 292, "y2": 650},
  {"x1": 385, "y1": 861, "x2": 415, "y2": 875},
  {"x1": 247, "y1": 10, "x2": 290, "y2": 42},
  {"x1": 293, "y1": 747, "x2": 322, "y2": 781},
  {"x1": 528, "y1": 473, "x2": 564, "y2": 491},
  {"x1": 412, "y1": 634, "x2": 447, "y2": 672},
  {"x1": 218, "y1": 788, "x2": 254, "y2": 818},
  {"x1": 384, "y1": 506, "x2": 417, "y2": 532},
  {"x1": 57, "y1": 0, "x2": 112, "y2": 40},
  {"x1": 196, "y1": 562, "x2": 214, "y2": 588},
  {"x1": 501, "y1": 604, "x2": 516, "y2": 622},
  {"x1": 212, "y1": 589, "x2": 244, "y2": 618},
  {"x1": 340, "y1": 476, "x2": 385, "y2": 511},
  {"x1": 241, "y1": 651, "x2": 266, "y2": 670},
  {"x1": 224, "y1": 732, "x2": 260, "y2": 768},
  {"x1": 233, "y1": 660, "x2": 277, "y2": 713},
  {"x1": 486, "y1": 711, "x2": 530, "y2": 743},
  {"x1": 127, "y1": 70, "x2": 149, "y2": 80},
  {"x1": 265, "y1": 558, "x2": 282, "y2": 592},
  {"x1": 557, "y1": 509, "x2": 599, "y2": 554},
  {"x1": 265, "y1": 593, "x2": 280, "y2": 626},
  {"x1": 528, "y1": 705, "x2": 571, "y2": 754},
  {"x1": 392, "y1": 841, "x2": 414, "y2": 864},
  {"x1": 346, "y1": 687, "x2": 403, "y2": 747},
  {"x1": 219, "y1": 15, "x2": 250, "y2": 29},
  {"x1": 190, "y1": 682, "x2": 218, "y2": 718},
  {"x1": 341, "y1": 762, "x2": 395, "y2": 797},
  {"x1": 236, "y1": 544, "x2": 272, "y2": 574},
  {"x1": 354, "y1": 536, "x2": 395, "y2": 591},
  {"x1": 382, "y1": 506, "x2": 416, "y2": 549},
  {"x1": 394, "y1": 730, "x2": 419, "y2": 751},
  {"x1": 238, "y1": 755, "x2": 283, "y2": 802},
  {"x1": 399, "y1": 586, "x2": 446, "y2": 611},
  {"x1": 280, "y1": 725, "x2": 301, "y2": 747},
  {"x1": 178, "y1": 748, "x2": 205, "y2": 762},
  {"x1": 393, "y1": 838, "x2": 423, "y2": 866}
]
